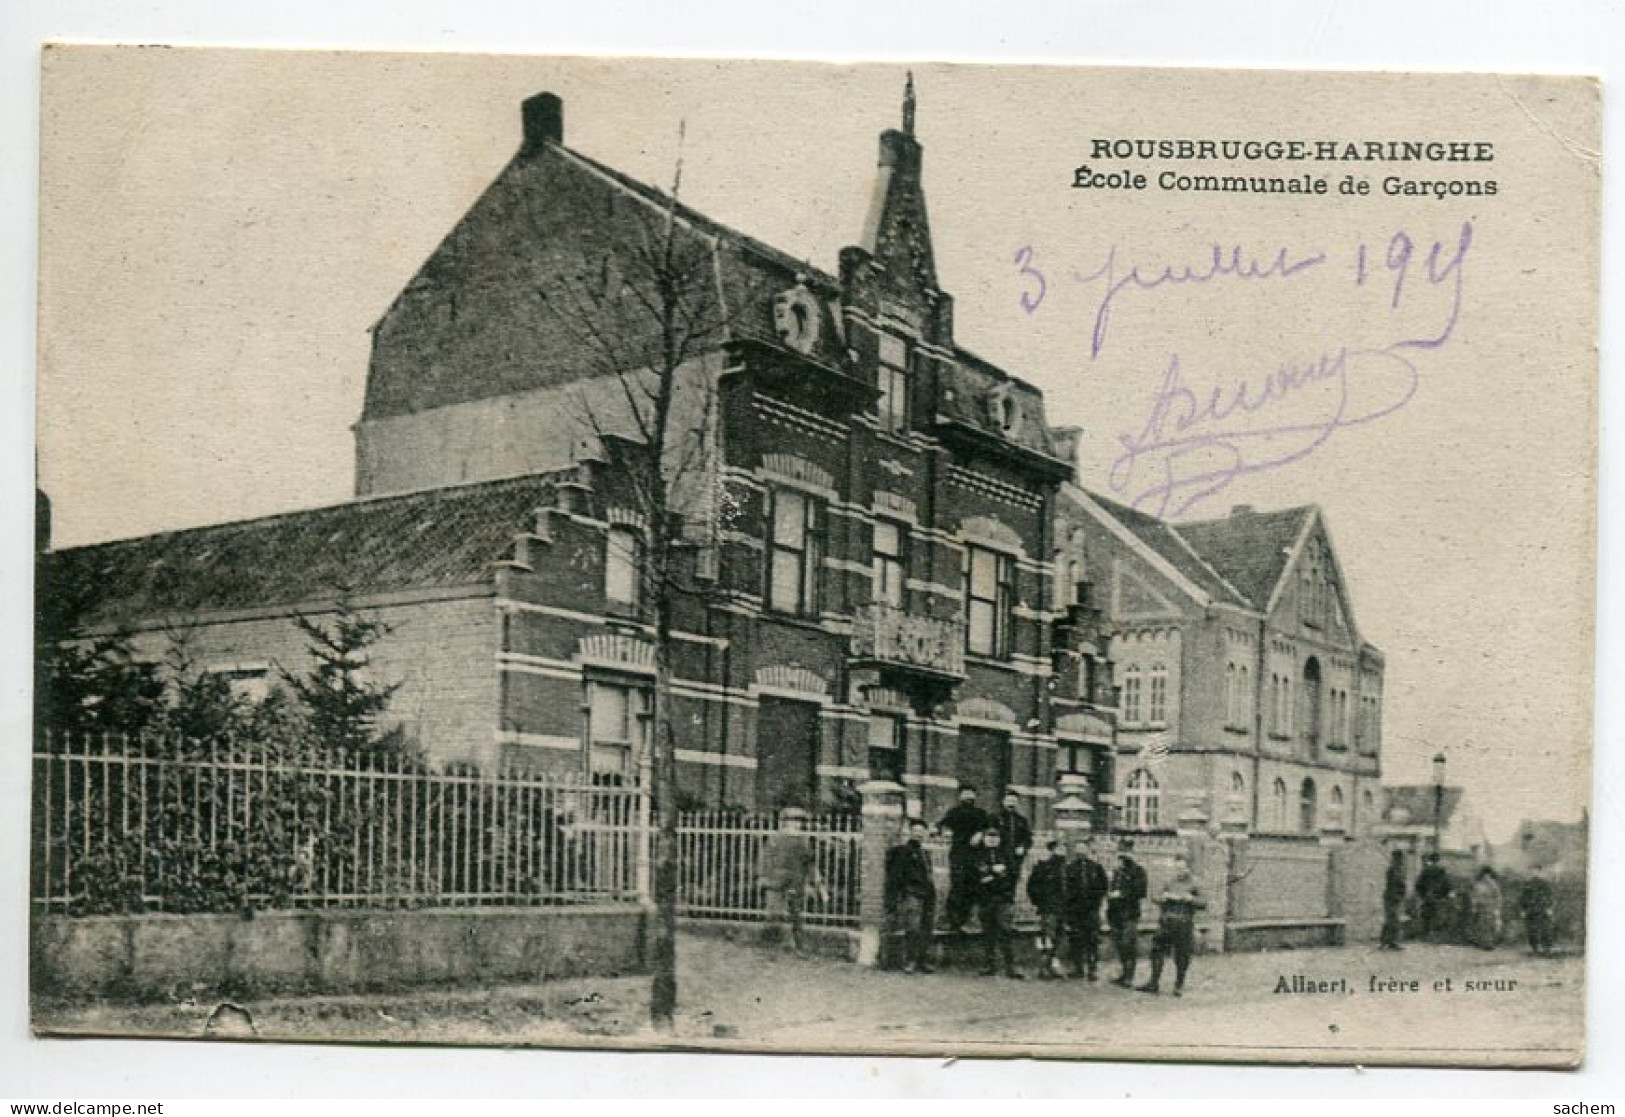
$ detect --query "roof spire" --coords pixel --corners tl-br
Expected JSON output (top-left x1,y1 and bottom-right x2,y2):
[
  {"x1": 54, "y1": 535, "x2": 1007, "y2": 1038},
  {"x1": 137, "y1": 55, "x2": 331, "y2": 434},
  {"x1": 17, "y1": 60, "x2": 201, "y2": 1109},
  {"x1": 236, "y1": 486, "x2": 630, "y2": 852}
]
[{"x1": 902, "y1": 70, "x2": 916, "y2": 135}]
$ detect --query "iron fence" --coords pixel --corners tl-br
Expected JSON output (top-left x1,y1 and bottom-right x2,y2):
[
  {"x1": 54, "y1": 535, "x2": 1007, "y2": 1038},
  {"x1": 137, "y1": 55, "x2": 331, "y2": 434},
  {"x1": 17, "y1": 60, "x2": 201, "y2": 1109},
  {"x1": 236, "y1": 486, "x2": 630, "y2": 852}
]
[
  {"x1": 31, "y1": 731, "x2": 645, "y2": 915},
  {"x1": 675, "y1": 810, "x2": 862, "y2": 926}
]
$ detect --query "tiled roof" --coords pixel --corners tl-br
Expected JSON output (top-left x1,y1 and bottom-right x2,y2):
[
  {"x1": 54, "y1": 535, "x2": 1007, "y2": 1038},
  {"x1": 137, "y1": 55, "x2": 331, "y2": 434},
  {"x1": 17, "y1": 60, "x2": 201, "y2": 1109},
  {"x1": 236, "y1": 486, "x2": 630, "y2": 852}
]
[
  {"x1": 364, "y1": 141, "x2": 834, "y2": 422},
  {"x1": 40, "y1": 473, "x2": 562, "y2": 630},
  {"x1": 1072, "y1": 488, "x2": 1252, "y2": 607},
  {"x1": 1171, "y1": 506, "x2": 1315, "y2": 609}
]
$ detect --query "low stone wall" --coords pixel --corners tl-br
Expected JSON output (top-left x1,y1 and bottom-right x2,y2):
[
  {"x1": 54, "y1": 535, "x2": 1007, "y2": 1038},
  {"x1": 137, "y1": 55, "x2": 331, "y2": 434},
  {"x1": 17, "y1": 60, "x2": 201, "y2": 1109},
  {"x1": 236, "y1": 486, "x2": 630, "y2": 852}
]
[{"x1": 31, "y1": 905, "x2": 647, "y2": 1001}]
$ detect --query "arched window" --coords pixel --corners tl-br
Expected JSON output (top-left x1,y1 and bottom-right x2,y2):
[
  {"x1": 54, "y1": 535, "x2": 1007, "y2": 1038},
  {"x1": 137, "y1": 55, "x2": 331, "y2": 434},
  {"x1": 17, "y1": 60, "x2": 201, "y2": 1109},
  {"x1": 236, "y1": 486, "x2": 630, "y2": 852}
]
[
  {"x1": 1271, "y1": 778, "x2": 1289, "y2": 832},
  {"x1": 1239, "y1": 665, "x2": 1251, "y2": 727},
  {"x1": 1231, "y1": 770, "x2": 1247, "y2": 795},
  {"x1": 1299, "y1": 778, "x2": 1318, "y2": 834},
  {"x1": 1124, "y1": 768, "x2": 1161, "y2": 830},
  {"x1": 1302, "y1": 657, "x2": 1322, "y2": 753},
  {"x1": 1224, "y1": 664, "x2": 1238, "y2": 726},
  {"x1": 1330, "y1": 785, "x2": 1345, "y2": 829}
]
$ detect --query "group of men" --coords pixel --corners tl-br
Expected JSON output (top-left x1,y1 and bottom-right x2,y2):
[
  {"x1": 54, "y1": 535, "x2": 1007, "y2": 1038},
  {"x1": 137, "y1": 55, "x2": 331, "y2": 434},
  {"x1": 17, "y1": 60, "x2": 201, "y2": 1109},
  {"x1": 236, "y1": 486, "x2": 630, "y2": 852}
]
[
  {"x1": 882, "y1": 785, "x2": 1207, "y2": 996},
  {"x1": 1381, "y1": 849, "x2": 1559, "y2": 954}
]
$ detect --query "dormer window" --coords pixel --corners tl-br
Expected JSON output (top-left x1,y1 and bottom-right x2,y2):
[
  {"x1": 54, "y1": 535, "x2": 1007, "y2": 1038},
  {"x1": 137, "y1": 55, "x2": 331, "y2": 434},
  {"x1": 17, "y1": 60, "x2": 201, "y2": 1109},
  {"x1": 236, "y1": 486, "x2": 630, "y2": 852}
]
[{"x1": 877, "y1": 334, "x2": 910, "y2": 433}]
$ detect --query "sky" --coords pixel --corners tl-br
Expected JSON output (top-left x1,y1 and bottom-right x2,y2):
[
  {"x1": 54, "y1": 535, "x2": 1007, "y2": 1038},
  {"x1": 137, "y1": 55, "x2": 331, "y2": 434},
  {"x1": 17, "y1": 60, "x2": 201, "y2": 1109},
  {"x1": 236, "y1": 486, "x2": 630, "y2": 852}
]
[{"x1": 34, "y1": 48, "x2": 1600, "y2": 843}]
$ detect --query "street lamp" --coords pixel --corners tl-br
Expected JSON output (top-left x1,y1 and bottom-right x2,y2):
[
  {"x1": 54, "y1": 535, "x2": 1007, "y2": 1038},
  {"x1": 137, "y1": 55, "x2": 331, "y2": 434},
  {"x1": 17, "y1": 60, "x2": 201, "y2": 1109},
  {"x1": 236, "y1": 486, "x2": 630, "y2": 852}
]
[{"x1": 1431, "y1": 752, "x2": 1447, "y2": 853}]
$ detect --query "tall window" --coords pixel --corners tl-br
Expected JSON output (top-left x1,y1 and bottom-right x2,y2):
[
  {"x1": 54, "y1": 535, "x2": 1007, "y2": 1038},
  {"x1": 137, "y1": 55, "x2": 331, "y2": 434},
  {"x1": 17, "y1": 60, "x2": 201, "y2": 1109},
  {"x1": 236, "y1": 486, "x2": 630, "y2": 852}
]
[
  {"x1": 1299, "y1": 778, "x2": 1318, "y2": 834},
  {"x1": 767, "y1": 488, "x2": 824, "y2": 615},
  {"x1": 1224, "y1": 664, "x2": 1238, "y2": 726},
  {"x1": 877, "y1": 334, "x2": 910, "y2": 433},
  {"x1": 1238, "y1": 664, "x2": 1251, "y2": 729},
  {"x1": 1124, "y1": 768, "x2": 1161, "y2": 830},
  {"x1": 872, "y1": 519, "x2": 908, "y2": 608},
  {"x1": 605, "y1": 524, "x2": 642, "y2": 608},
  {"x1": 1271, "y1": 778, "x2": 1289, "y2": 832},
  {"x1": 867, "y1": 712, "x2": 905, "y2": 783},
  {"x1": 1148, "y1": 663, "x2": 1168, "y2": 724},
  {"x1": 1122, "y1": 665, "x2": 1144, "y2": 724},
  {"x1": 1330, "y1": 785, "x2": 1345, "y2": 828},
  {"x1": 587, "y1": 680, "x2": 649, "y2": 782},
  {"x1": 964, "y1": 545, "x2": 1014, "y2": 657}
]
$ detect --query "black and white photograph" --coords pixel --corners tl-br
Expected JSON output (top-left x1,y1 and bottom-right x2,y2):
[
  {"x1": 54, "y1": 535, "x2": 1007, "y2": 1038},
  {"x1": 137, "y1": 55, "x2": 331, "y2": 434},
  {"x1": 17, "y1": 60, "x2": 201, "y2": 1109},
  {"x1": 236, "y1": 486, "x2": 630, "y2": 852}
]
[{"x1": 25, "y1": 48, "x2": 1598, "y2": 1068}]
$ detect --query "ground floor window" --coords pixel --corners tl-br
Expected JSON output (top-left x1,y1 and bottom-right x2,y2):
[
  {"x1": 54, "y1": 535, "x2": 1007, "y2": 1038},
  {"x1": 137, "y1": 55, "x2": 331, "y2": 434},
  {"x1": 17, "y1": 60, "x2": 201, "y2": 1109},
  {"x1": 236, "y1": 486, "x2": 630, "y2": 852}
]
[
  {"x1": 757, "y1": 696, "x2": 820, "y2": 809},
  {"x1": 867, "y1": 712, "x2": 905, "y2": 784},
  {"x1": 1123, "y1": 767, "x2": 1161, "y2": 830},
  {"x1": 586, "y1": 679, "x2": 649, "y2": 782}
]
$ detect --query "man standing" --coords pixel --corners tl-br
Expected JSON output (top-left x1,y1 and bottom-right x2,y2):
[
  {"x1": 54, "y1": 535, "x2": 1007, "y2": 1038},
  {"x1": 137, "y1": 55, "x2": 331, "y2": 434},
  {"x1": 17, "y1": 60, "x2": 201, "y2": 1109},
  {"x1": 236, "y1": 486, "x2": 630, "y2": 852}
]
[
  {"x1": 1519, "y1": 865, "x2": 1556, "y2": 956},
  {"x1": 974, "y1": 827, "x2": 1023, "y2": 978},
  {"x1": 1062, "y1": 835, "x2": 1111, "y2": 980},
  {"x1": 991, "y1": 789, "x2": 1034, "y2": 870},
  {"x1": 1414, "y1": 852, "x2": 1453, "y2": 942},
  {"x1": 937, "y1": 785, "x2": 989, "y2": 934},
  {"x1": 1380, "y1": 849, "x2": 1407, "y2": 950},
  {"x1": 1025, "y1": 840, "x2": 1067, "y2": 978},
  {"x1": 1106, "y1": 839, "x2": 1149, "y2": 987},
  {"x1": 1138, "y1": 853, "x2": 1205, "y2": 997},
  {"x1": 885, "y1": 818, "x2": 938, "y2": 974},
  {"x1": 758, "y1": 807, "x2": 822, "y2": 953}
]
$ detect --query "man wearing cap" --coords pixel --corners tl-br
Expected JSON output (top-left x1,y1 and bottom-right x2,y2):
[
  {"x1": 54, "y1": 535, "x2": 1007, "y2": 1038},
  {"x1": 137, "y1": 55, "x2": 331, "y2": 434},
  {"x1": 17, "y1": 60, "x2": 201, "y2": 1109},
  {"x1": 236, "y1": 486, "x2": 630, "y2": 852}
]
[
  {"x1": 885, "y1": 818, "x2": 939, "y2": 973},
  {"x1": 937, "y1": 785, "x2": 990, "y2": 934},
  {"x1": 1025, "y1": 840, "x2": 1068, "y2": 978},
  {"x1": 759, "y1": 807, "x2": 823, "y2": 953},
  {"x1": 1063, "y1": 835, "x2": 1111, "y2": 980},
  {"x1": 1138, "y1": 852, "x2": 1206, "y2": 996},
  {"x1": 1106, "y1": 839, "x2": 1149, "y2": 987},
  {"x1": 973, "y1": 826, "x2": 1024, "y2": 978},
  {"x1": 991, "y1": 789, "x2": 1035, "y2": 871}
]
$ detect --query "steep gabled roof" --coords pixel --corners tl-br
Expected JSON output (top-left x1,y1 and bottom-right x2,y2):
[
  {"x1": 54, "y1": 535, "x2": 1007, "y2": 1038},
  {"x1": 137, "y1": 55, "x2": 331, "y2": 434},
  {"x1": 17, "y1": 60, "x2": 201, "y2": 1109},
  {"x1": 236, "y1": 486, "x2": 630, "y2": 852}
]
[
  {"x1": 1072, "y1": 488, "x2": 1251, "y2": 608},
  {"x1": 40, "y1": 473, "x2": 564, "y2": 630},
  {"x1": 363, "y1": 139, "x2": 839, "y2": 423},
  {"x1": 1171, "y1": 506, "x2": 1316, "y2": 610}
]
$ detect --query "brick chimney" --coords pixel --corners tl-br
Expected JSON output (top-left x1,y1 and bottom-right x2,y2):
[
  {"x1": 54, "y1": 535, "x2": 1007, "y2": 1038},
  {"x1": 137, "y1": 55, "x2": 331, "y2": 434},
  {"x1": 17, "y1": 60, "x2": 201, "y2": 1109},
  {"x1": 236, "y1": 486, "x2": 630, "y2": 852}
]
[{"x1": 521, "y1": 92, "x2": 563, "y2": 155}]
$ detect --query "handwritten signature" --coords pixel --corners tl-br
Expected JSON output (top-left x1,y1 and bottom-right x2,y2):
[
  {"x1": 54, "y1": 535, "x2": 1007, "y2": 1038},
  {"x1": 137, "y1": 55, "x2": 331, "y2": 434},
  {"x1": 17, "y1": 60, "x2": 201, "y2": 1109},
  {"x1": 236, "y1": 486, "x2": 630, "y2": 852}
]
[{"x1": 1016, "y1": 222, "x2": 1474, "y2": 517}]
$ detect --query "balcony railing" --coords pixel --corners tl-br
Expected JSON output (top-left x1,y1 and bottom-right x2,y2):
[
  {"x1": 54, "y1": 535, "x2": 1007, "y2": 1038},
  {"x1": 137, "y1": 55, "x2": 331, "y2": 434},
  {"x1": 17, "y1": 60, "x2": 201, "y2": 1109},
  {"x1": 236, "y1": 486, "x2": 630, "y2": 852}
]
[{"x1": 849, "y1": 603, "x2": 965, "y2": 679}]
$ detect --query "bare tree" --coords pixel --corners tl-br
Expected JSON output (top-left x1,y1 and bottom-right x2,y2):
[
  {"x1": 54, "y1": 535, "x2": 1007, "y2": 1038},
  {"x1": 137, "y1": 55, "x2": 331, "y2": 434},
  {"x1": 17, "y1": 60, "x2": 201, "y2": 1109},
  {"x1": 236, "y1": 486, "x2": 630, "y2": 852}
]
[{"x1": 529, "y1": 129, "x2": 753, "y2": 1031}]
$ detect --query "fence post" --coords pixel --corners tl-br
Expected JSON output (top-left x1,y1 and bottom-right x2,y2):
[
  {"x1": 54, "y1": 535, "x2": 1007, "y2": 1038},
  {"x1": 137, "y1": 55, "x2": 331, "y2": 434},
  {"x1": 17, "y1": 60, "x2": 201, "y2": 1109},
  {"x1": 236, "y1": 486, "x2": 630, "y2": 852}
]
[{"x1": 856, "y1": 779, "x2": 905, "y2": 967}]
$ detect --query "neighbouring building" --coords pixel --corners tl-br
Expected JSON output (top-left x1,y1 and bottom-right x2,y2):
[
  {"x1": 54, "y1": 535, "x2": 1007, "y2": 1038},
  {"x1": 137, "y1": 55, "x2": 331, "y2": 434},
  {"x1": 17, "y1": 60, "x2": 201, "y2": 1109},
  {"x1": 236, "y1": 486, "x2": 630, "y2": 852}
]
[
  {"x1": 1051, "y1": 487, "x2": 1388, "y2": 839},
  {"x1": 1379, "y1": 784, "x2": 1490, "y2": 860},
  {"x1": 37, "y1": 82, "x2": 1386, "y2": 836}
]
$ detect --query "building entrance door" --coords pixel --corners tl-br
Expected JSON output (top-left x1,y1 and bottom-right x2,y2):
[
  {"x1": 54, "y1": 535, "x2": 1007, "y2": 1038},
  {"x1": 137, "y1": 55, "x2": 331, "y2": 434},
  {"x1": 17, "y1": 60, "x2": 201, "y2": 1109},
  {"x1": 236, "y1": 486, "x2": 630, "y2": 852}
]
[{"x1": 756, "y1": 696, "x2": 819, "y2": 809}]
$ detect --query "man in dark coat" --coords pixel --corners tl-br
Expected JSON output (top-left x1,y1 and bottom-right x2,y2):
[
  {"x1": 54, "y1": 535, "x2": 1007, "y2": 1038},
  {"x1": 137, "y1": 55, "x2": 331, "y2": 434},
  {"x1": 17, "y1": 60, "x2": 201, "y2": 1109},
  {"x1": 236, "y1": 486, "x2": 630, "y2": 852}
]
[
  {"x1": 1380, "y1": 849, "x2": 1407, "y2": 950},
  {"x1": 973, "y1": 827, "x2": 1024, "y2": 978},
  {"x1": 885, "y1": 818, "x2": 938, "y2": 973},
  {"x1": 1414, "y1": 852, "x2": 1453, "y2": 942},
  {"x1": 1106, "y1": 839, "x2": 1149, "y2": 987},
  {"x1": 1519, "y1": 866, "x2": 1556, "y2": 956},
  {"x1": 1025, "y1": 840, "x2": 1067, "y2": 978},
  {"x1": 990, "y1": 789, "x2": 1034, "y2": 869},
  {"x1": 937, "y1": 785, "x2": 990, "y2": 933},
  {"x1": 1062, "y1": 835, "x2": 1111, "y2": 980}
]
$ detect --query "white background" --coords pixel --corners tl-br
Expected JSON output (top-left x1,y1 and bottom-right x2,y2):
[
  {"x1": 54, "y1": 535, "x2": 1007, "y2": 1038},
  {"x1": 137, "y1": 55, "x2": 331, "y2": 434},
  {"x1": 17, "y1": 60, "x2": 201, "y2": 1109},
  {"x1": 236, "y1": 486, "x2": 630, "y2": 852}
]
[{"x1": 1, "y1": 0, "x2": 1620, "y2": 1100}]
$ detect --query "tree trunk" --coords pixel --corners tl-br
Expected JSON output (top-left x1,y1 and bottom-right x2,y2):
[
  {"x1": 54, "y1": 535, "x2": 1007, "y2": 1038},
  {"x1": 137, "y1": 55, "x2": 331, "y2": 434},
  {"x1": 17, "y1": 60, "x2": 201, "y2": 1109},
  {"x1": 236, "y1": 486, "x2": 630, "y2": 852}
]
[{"x1": 648, "y1": 596, "x2": 680, "y2": 1031}]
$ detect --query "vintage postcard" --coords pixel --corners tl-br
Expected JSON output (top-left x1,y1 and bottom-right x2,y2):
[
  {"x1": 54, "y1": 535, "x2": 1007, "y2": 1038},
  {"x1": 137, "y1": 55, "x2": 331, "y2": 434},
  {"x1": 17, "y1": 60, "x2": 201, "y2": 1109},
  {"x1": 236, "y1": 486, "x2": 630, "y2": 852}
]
[{"x1": 30, "y1": 47, "x2": 1598, "y2": 1067}]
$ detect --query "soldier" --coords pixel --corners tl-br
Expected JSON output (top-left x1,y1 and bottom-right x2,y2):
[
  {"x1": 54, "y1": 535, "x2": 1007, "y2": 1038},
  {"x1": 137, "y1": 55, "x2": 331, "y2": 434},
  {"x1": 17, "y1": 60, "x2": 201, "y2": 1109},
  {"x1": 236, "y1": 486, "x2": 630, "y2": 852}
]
[
  {"x1": 1025, "y1": 840, "x2": 1067, "y2": 978},
  {"x1": 1062, "y1": 835, "x2": 1111, "y2": 980},
  {"x1": 885, "y1": 818, "x2": 938, "y2": 974},
  {"x1": 937, "y1": 785, "x2": 990, "y2": 934},
  {"x1": 1380, "y1": 849, "x2": 1407, "y2": 950},
  {"x1": 974, "y1": 827, "x2": 1023, "y2": 978},
  {"x1": 1106, "y1": 839, "x2": 1149, "y2": 987},
  {"x1": 1138, "y1": 853, "x2": 1205, "y2": 996}
]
